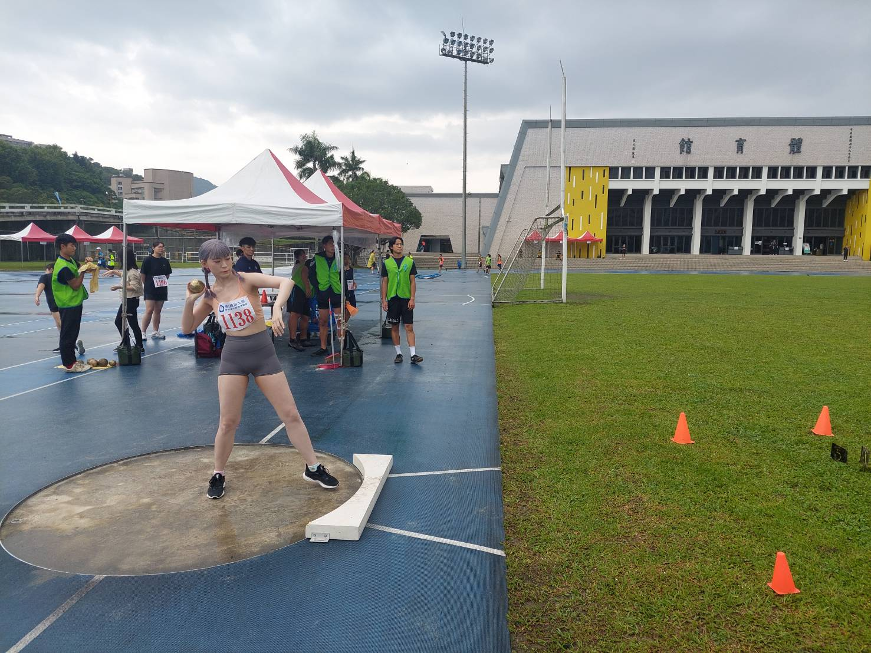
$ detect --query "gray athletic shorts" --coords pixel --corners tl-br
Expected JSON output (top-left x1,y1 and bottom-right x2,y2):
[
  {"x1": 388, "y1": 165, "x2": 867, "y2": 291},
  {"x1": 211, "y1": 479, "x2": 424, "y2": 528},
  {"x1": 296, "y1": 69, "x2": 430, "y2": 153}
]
[{"x1": 218, "y1": 329, "x2": 283, "y2": 377}]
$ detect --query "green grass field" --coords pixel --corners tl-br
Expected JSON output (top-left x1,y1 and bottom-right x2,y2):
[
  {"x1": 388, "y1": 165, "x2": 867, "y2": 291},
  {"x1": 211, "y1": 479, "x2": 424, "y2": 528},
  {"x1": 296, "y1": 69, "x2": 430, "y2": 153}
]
[{"x1": 494, "y1": 274, "x2": 870, "y2": 652}]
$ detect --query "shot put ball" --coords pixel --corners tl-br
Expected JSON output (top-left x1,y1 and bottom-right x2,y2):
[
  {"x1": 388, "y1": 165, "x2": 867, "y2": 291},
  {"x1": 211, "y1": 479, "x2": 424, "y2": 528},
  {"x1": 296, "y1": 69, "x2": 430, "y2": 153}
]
[
  {"x1": 87, "y1": 358, "x2": 98, "y2": 367},
  {"x1": 108, "y1": 360, "x2": 117, "y2": 367},
  {"x1": 97, "y1": 358, "x2": 109, "y2": 367},
  {"x1": 188, "y1": 280, "x2": 205, "y2": 294}
]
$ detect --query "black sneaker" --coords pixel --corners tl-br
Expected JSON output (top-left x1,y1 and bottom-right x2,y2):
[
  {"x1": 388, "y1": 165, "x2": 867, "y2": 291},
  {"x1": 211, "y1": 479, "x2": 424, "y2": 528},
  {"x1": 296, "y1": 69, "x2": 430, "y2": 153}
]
[
  {"x1": 288, "y1": 340, "x2": 304, "y2": 351},
  {"x1": 410, "y1": 354, "x2": 423, "y2": 364},
  {"x1": 311, "y1": 347, "x2": 328, "y2": 357},
  {"x1": 76, "y1": 339, "x2": 85, "y2": 356},
  {"x1": 52, "y1": 347, "x2": 60, "y2": 352},
  {"x1": 303, "y1": 464, "x2": 339, "y2": 489},
  {"x1": 207, "y1": 473, "x2": 225, "y2": 499},
  {"x1": 394, "y1": 353, "x2": 403, "y2": 363}
]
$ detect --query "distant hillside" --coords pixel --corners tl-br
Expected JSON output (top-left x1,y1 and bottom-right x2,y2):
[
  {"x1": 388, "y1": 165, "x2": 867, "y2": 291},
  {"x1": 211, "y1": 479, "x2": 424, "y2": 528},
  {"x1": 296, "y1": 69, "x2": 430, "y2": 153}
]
[
  {"x1": 193, "y1": 176, "x2": 216, "y2": 196},
  {"x1": 0, "y1": 142, "x2": 120, "y2": 206}
]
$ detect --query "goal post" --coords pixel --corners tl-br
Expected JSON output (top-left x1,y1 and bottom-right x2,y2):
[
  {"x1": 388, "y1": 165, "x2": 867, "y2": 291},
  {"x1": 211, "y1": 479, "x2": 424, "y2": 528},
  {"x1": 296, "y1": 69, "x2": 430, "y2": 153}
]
[{"x1": 491, "y1": 215, "x2": 566, "y2": 304}]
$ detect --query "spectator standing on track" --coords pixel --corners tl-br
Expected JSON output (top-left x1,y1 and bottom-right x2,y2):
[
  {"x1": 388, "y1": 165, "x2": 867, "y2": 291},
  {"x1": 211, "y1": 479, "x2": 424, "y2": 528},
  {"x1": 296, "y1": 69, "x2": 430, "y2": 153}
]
[
  {"x1": 140, "y1": 240, "x2": 172, "y2": 340},
  {"x1": 478, "y1": 255, "x2": 483, "y2": 273},
  {"x1": 108, "y1": 250, "x2": 116, "y2": 270},
  {"x1": 233, "y1": 237, "x2": 262, "y2": 274},
  {"x1": 287, "y1": 248, "x2": 313, "y2": 351},
  {"x1": 35, "y1": 263, "x2": 61, "y2": 342},
  {"x1": 367, "y1": 249, "x2": 377, "y2": 274},
  {"x1": 309, "y1": 235, "x2": 342, "y2": 358},
  {"x1": 51, "y1": 233, "x2": 91, "y2": 372},
  {"x1": 104, "y1": 245, "x2": 144, "y2": 352},
  {"x1": 343, "y1": 253, "x2": 357, "y2": 316},
  {"x1": 381, "y1": 236, "x2": 423, "y2": 365},
  {"x1": 485, "y1": 253, "x2": 492, "y2": 274}
]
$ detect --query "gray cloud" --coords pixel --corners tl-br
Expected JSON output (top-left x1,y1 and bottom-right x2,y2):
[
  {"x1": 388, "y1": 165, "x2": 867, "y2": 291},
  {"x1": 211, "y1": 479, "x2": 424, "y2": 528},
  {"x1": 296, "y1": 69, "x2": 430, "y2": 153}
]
[{"x1": 1, "y1": 0, "x2": 868, "y2": 192}]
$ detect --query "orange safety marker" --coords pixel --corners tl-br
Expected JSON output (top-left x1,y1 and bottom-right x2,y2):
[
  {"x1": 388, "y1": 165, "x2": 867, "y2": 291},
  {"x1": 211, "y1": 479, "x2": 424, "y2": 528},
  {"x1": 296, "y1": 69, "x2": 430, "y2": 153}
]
[
  {"x1": 812, "y1": 406, "x2": 833, "y2": 436},
  {"x1": 768, "y1": 551, "x2": 800, "y2": 595},
  {"x1": 671, "y1": 412, "x2": 694, "y2": 444},
  {"x1": 345, "y1": 301, "x2": 358, "y2": 317},
  {"x1": 260, "y1": 290, "x2": 268, "y2": 304}
]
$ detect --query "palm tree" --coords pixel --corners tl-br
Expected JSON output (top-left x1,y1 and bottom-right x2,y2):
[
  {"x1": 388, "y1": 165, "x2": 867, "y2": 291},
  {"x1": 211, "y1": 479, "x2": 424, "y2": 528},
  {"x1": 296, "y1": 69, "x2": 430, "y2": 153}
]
[
  {"x1": 288, "y1": 132, "x2": 338, "y2": 180},
  {"x1": 338, "y1": 149, "x2": 367, "y2": 182}
]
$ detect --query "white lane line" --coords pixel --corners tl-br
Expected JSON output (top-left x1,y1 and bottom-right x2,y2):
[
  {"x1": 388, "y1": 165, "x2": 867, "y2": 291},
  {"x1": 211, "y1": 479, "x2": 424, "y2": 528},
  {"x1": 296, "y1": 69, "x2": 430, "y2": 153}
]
[
  {"x1": 366, "y1": 523, "x2": 505, "y2": 557},
  {"x1": 0, "y1": 322, "x2": 182, "y2": 372},
  {"x1": 462, "y1": 295, "x2": 475, "y2": 305},
  {"x1": 0, "y1": 339, "x2": 119, "y2": 372},
  {"x1": 259, "y1": 423, "x2": 285, "y2": 443},
  {"x1": 8, "y1": 575, "x2": 105, "y2": 653},
  {"x1": 388, "y1": 467, "x2": 500, "y2": 478},
  {"x1": 0, "y1": 343, "x2": 189, "y2": 403},
  {"x1": 1, "y1": 304, "x2": 185, "y2": 338}
]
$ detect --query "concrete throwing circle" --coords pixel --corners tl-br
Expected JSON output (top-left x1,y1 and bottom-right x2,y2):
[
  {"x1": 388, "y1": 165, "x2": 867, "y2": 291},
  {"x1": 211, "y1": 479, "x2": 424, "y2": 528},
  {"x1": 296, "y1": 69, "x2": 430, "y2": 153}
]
[{"x1": 0, "y1": 445, "x2": 362, "y2": 576}]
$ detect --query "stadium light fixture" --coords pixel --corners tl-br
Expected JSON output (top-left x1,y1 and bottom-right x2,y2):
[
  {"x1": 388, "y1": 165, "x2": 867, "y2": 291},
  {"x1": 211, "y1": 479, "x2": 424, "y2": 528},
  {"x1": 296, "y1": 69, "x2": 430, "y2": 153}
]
[{"x1": 438, "y1": 27, "x2": 496, "y2": 269}]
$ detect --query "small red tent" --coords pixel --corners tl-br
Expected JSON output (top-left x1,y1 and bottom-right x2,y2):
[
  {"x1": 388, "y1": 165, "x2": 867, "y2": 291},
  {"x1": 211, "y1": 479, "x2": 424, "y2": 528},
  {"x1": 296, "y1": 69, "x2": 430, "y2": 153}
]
[
  {"x1": 65, "y1": 225, "x2": 96, "y2": 242},
  {"x1": 91, "y1": 226, "x2": 144, "y2": 244},
  {"x1": 0, "y1": 222, "x2": 56, "y2": 242}
]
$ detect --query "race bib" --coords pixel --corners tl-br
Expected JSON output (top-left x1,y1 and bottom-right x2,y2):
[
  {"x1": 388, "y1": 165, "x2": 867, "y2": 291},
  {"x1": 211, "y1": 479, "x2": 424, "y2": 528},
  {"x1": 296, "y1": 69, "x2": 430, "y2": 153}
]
[
  {"x1": 152, "y1": 275, "x2": 168, "y2": 288},
  {"x1": 217, "y1": 296, "x2": 257, "y2": 332},
  {"x1": 347, "y1": 279, "x2": 355, "y2": 290}
]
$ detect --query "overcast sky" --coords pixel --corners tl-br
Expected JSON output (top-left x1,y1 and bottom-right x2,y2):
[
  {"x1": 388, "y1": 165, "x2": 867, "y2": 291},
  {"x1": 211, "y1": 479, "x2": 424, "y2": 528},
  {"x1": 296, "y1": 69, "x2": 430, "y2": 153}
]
[{"x1": 1, "y1": 0, "x2": 869, "y2": 192}]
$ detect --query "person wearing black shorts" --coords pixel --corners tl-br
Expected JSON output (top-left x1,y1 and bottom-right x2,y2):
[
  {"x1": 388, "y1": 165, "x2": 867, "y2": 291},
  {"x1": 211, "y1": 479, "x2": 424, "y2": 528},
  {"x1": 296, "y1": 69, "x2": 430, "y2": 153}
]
[
  {"x1": 287, "y1": 249, "x2": 313, "y2": 350},
  {"x1": 35, "y1": 262, "x2": 61, "y2": 335},
  {"x1": 381, "y1": 236, "x2": 422, "y2": 364},
  {"x1": 140, "y1": 240, "x2": 172, "y2": 340},
  {"x1": 309, "y1": 235, "x2": 342, "y2": 357}
]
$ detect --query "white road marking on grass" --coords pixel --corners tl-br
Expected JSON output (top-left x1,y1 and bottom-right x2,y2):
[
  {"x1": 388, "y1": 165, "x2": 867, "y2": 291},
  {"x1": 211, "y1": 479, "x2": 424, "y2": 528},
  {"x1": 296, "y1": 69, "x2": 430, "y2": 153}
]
[
  {"x1": 259, "y1": 423, "x2": 285, "y2": 443},
  {"x1": 366, "y1": 523, "x2": 505, "y2": 557},
  {"x1": 8, "y1": 575, "x2": 105, "y2": 653},
  {"x1": 388, "y1": 467, "x2": 500, "y2": 478},
  {"x1": 0, "y1": 342, "x2": 189, "y2": 402},
  {"x1": 462, "y1": 295, "x2": 475, "y2": 305}
]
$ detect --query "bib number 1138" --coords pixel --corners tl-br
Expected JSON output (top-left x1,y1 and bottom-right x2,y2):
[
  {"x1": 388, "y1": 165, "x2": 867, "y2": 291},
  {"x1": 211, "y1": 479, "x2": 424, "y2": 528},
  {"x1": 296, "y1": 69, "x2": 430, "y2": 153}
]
[{"x1": 220, "y1": 308, "x2": 255, "y2": 331}]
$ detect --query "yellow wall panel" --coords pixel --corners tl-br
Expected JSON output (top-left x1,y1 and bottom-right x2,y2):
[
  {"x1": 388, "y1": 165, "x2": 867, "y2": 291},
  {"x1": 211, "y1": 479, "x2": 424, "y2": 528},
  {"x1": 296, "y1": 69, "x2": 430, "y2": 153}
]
[
  {"x1": 564, "y1": 166, "x2": 609, "y2": 258},
  {"x1": 843, "y1": 183, "x2": 871, "y2": 261}
]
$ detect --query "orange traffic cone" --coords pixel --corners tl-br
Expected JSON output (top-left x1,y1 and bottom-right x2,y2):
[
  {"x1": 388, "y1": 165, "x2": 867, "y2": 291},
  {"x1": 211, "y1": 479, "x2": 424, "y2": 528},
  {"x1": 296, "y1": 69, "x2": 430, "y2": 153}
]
[
  {"x1": 768, "y1": 551, "x2": 800, "y2": 595},
  {"x1": 671, "y1": 412, "x2": 694, "y2": 444},
  {"x1": 260, "y1": 290, "x2": 268, "y2": 304},
  {"x1": 812, "y1": 406, "x2": 833, "y2": 436}
]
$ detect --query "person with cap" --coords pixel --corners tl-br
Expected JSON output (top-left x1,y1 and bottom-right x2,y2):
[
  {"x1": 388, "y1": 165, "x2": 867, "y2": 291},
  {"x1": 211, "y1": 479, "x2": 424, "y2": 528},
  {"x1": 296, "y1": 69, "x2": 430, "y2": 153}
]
[
  {"x1": 233, "y1": 237, "x2": 262, "y2": 274},
  {"x1": 308, "y1": 235, "x2": 341, "y2": 357}
]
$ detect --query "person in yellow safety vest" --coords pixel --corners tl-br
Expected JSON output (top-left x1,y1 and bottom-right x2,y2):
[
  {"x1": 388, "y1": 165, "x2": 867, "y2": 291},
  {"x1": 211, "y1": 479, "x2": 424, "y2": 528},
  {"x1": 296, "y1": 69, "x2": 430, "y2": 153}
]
[
  {"x1": 51, "y1": 233, "x2": 93, "y2": 372},
  {"x1": 367, "y1": 249, "x2": 377, "y2": 274},
  {"x1": 287, "y1": 248, "x2": 313, "y2": 351},
  {"x1": 308, "y1": 235, "x2": 342, "y2": 357},
  {"x1": 381, "y1": 236, "x2": 423, "y2": 364}
]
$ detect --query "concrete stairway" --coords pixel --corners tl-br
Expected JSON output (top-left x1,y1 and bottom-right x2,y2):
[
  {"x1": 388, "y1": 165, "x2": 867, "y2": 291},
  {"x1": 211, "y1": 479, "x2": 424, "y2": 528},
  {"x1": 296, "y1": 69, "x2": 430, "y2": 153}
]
[{"x1": 562, "y1": 254, "x2": 870, "y2": 273}]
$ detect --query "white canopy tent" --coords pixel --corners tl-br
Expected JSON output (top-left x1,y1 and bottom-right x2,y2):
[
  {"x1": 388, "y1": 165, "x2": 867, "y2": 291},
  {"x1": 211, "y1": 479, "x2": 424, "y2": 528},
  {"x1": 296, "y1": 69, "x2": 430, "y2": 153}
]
[{"x1": 122, "y1": 149, "x2": 380, "y2": 363}]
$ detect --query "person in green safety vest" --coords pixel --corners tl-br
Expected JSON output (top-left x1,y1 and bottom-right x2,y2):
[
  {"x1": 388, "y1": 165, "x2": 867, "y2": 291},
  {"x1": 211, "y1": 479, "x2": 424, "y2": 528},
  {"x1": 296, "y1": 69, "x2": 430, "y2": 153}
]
[
  {"x1": 108, "y1": 250, "x2": 116, "y2": 269},
  {"x1": 381, "y1": 236, "x2": 423, "y2": 364},
  {"x1": 287, "y1": 248, "x2": 313, "y2": 351},
  {"x1": 308, "y1": 235, "x2": 342, "y2": 357},
  {"x1": 51, "y1": 233, "x2": 92, "y2": 372},
  {"x1": 485, "y1": 253, "x2": 492, "y2": 274}
]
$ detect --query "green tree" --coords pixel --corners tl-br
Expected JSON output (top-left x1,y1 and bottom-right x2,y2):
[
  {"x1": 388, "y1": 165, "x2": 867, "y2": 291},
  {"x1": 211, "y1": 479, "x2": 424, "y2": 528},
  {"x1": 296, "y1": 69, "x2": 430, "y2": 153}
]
[
  {"x1": 338, "y1": 149, "x2": 367, "y2": 182},
  {"x1": 288, "y1": 131, "x2": 338, "y2": 180},
  {"x1": 338, "y1": 176, "x2": 422, "y2": 233}
]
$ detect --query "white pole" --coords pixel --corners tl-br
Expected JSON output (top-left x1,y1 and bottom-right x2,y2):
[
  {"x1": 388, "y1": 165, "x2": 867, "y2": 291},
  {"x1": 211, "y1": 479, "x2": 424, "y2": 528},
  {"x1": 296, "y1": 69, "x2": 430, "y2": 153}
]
[
  {"x1": 121, "y1": 224, "x2": 128, "y2": 345},
  {"x1": 377, "y1": 234, "x2": 383, "y2": 328},
  {"x1": 270, "y1": 237, "x2": 275, "y2": 275},
  {"x1": 461, "y1": 60, "x2": 468, "y2": 269},
  {"x1": 541, "y1": 106, "x2": 551, "y2": 289},
  {"x1": 335, "y1": 226, "x2": 345, "y2": 364},
  {"x1": 560, "y1": 62, "x2": 567, "y2": 304}
]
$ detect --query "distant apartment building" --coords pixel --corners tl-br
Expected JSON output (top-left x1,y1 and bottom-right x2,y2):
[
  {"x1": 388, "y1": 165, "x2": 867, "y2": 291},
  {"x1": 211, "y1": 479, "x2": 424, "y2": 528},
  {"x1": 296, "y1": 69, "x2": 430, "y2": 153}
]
[
  {"x1": 111, "y1": 169, "x2": 194, "y2": 201},
  {"x1": 0, "y1": 134, "x2": 35, "y2": 147}
]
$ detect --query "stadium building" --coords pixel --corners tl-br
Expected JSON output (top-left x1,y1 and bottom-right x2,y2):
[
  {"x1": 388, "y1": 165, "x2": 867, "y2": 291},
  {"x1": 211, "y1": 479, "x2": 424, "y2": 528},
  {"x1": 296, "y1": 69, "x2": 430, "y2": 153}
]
[{"x1": 483, "y1": 117, "x2": 871, "y2": 261}]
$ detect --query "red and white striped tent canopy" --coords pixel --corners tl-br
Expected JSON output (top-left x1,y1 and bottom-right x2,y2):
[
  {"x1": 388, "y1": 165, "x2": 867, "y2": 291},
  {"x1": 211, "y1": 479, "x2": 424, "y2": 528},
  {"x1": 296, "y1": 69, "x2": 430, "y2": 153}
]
[
  {"x1": 303, "y1": 171, "x2": 402, "y2": 238},
  {"x1": 0, "y1": 222, "x2": 56, "y2": 242},
  {"x1": 124, "y1": 150, "x2": 389, "y2": 244},
  {"x1": 64, "y1": 225, "x2": 96, "y2": 242},
  {"x1": 91, "y1": 226, "x2": 144, "y2": 244}
]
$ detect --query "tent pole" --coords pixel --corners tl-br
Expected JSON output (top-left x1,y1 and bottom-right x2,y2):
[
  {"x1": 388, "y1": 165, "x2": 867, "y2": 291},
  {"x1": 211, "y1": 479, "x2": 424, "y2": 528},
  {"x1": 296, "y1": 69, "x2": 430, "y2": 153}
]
[
  {"x1": 271, "y1": 237, "x2": 275, "y2": 275},
  {"x1": 336, "y1": 226, "x2": 345, "y2": 365},
  {"x1": 377, "y1": 234, "x2": 382, "y2": 328},
  {"x1": 121, "y1": 225, "x2": 128, "y2": 348}
]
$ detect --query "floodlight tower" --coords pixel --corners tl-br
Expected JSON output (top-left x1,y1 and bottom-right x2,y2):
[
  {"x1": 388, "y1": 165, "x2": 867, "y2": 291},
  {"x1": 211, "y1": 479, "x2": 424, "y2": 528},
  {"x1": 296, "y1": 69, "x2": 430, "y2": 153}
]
[{"x1": 439, "y1": 29, "x2": 495, "y2": 268}]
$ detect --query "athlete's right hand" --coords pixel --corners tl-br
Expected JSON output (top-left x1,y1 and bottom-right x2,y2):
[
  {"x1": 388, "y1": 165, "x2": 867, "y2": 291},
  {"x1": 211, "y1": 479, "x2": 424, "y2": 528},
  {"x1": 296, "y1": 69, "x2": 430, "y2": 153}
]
[
  {"x1": 382, "y1": 299, "x2": 388, "y2": 311},
  {"x1": 34, "y1": 296, "x2": 40, "y2": 306},
  {"x1": 186, "y1": 286, "x2": 205, "y2": 300}
]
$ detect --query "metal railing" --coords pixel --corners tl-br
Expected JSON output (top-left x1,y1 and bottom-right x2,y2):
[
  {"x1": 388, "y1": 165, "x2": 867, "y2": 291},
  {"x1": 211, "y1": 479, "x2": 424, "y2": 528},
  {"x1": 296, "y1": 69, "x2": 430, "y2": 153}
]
[{"x1": 0, "y1": 203, "x2": 121, "y2": 215}]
